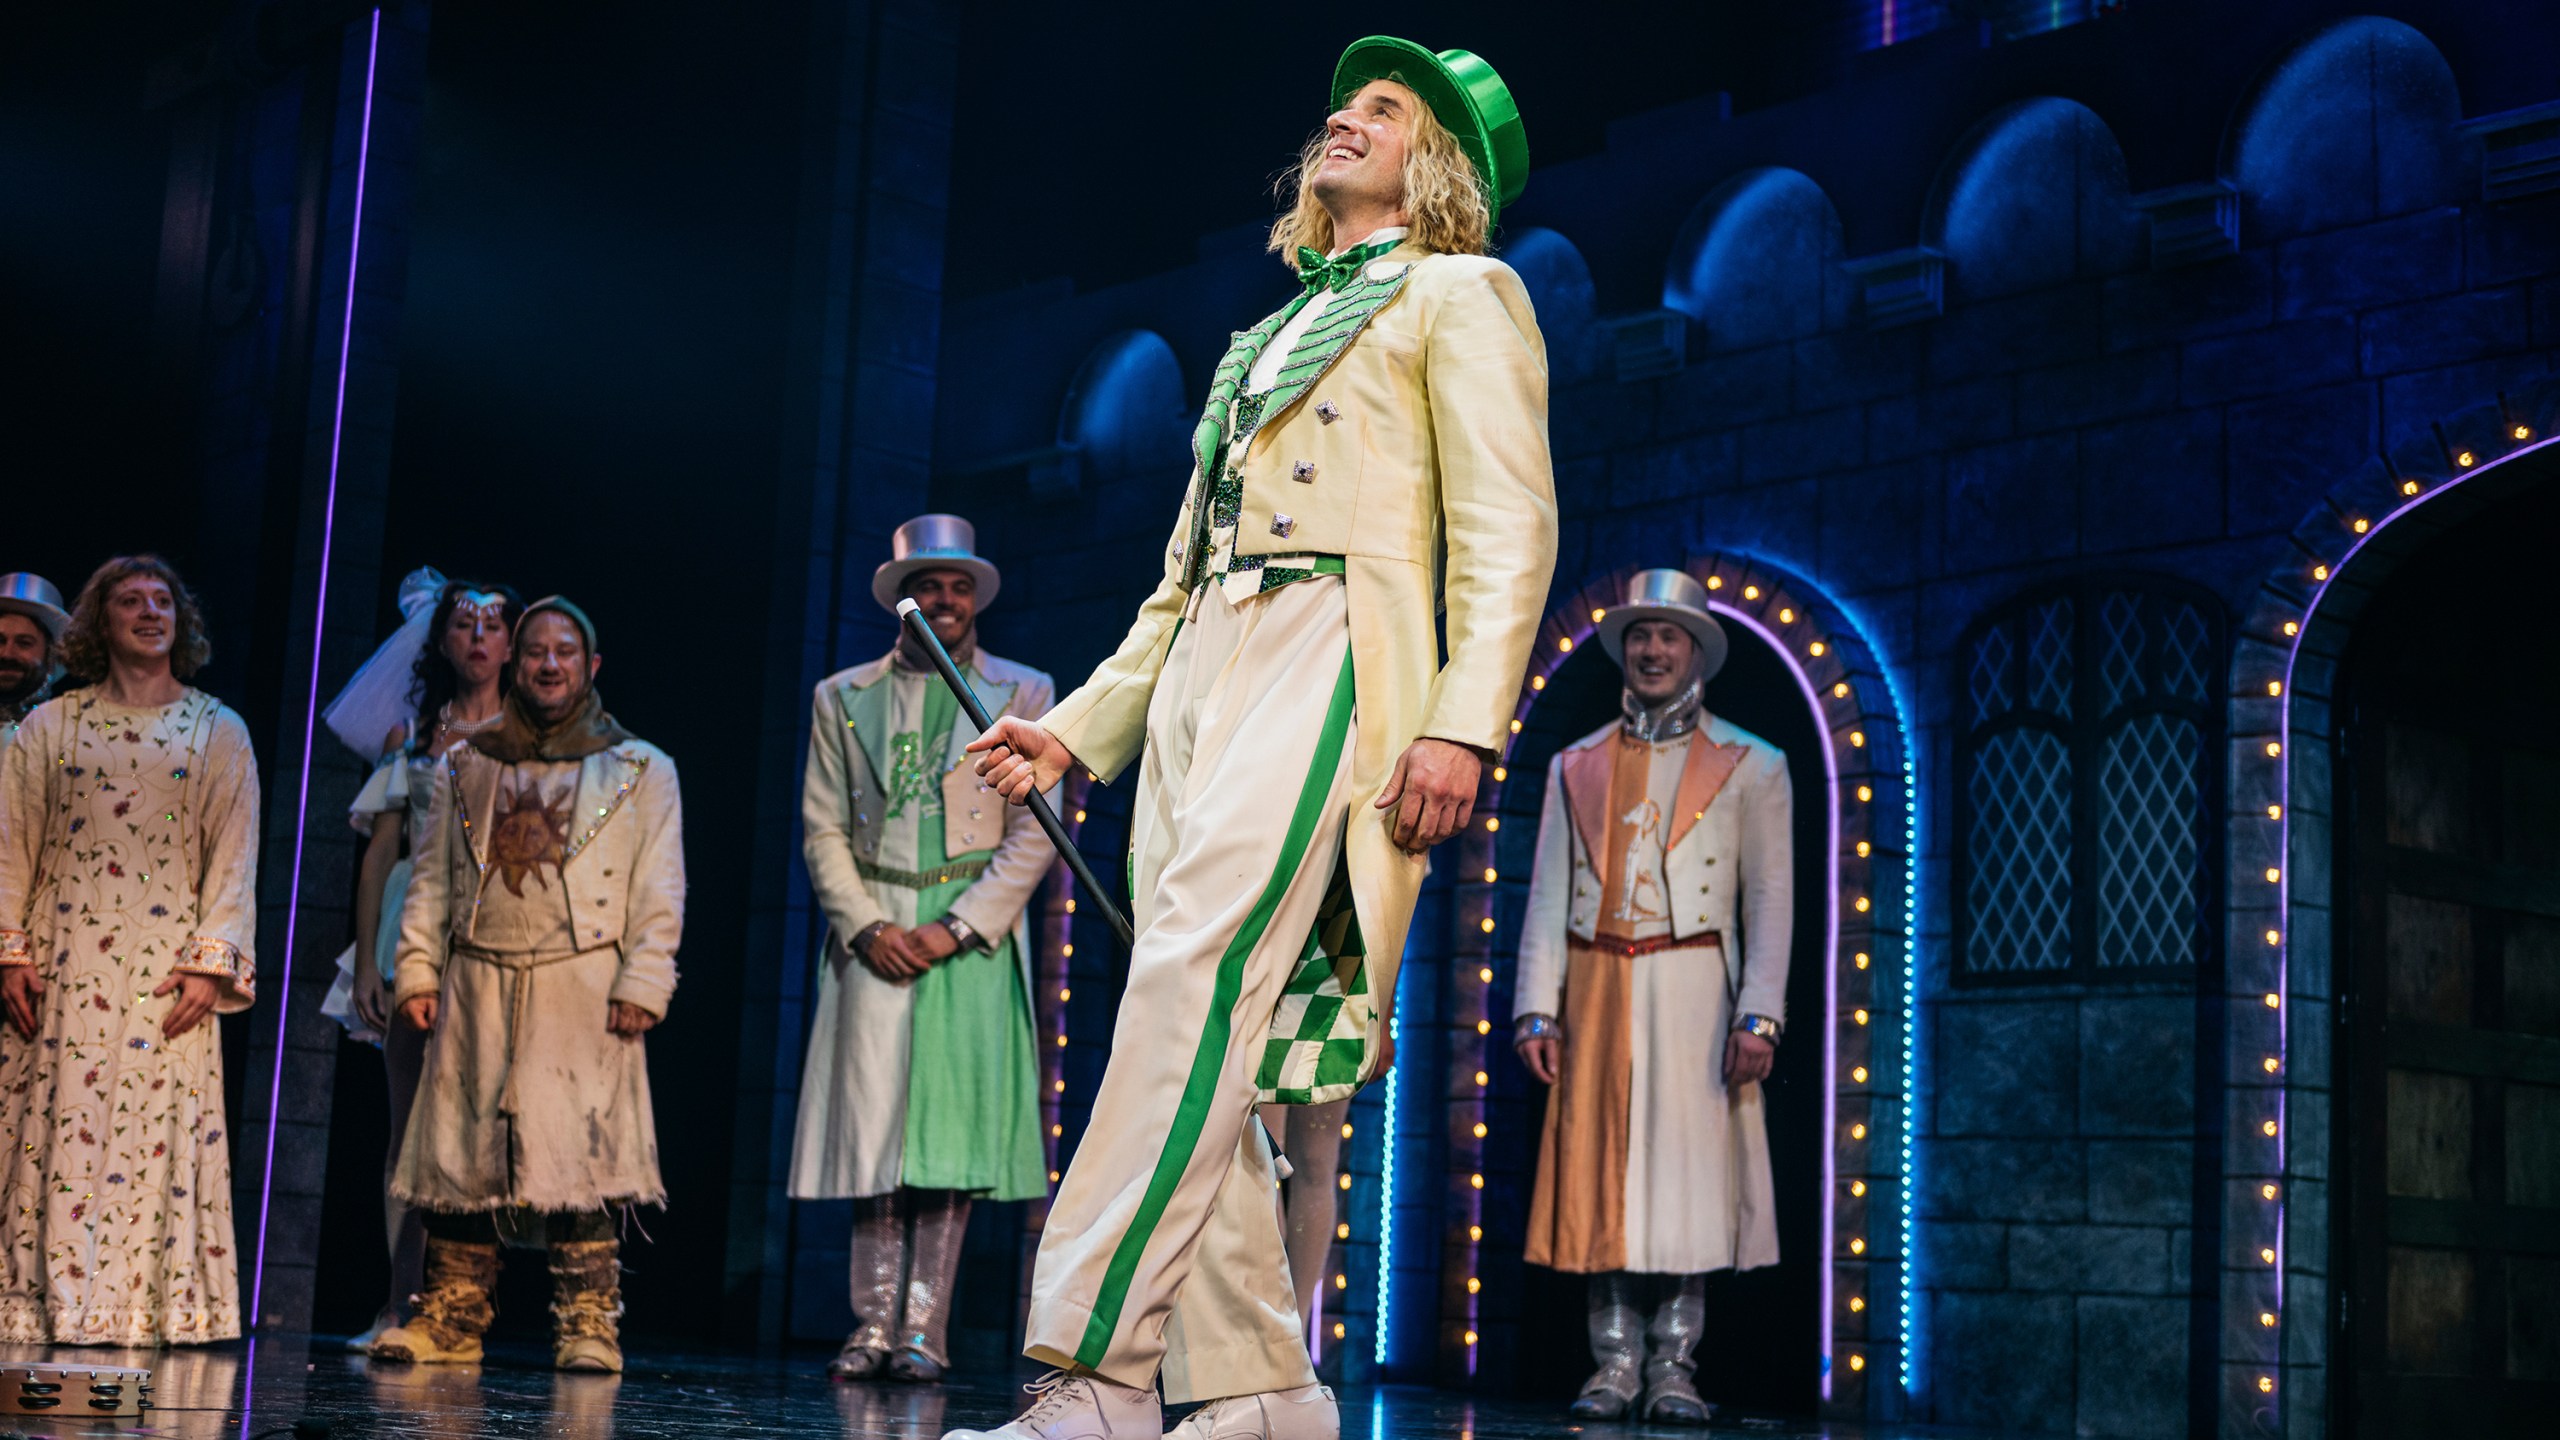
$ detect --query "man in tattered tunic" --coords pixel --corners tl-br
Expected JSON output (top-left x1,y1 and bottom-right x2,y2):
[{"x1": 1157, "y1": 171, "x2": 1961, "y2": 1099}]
[
  {"x1": 374, "y1": 597, "x2": 684, "y2": 1374},
  {"x1": 1515, "y1": 568, "x2": 1794, "y2": 1427}
]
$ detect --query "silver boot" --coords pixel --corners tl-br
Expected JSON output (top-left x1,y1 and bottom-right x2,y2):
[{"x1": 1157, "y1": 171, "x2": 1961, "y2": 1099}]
[
  {"x1": 1569, "y1": 1271, "x2": 1644, "y2": 1420},
  {"x1": 888, "y1": 1189, "x2": 969, "y2": 1382},
  {"x1": 1641, "y1": 1273, "x2": 1712, "y2": 1425},
  {"x1": 830, "y1": 1193, "x2": 903, "y2": 1380}
]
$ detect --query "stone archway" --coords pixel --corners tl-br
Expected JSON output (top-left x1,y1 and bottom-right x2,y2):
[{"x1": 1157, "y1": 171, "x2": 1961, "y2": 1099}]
[
  {"x1": 2219, "y1": 379, "x2": 2560, "y2": 1437},
  {"x1": 1435, "y1": 551, "x2": 1921, "y2": 1423}
]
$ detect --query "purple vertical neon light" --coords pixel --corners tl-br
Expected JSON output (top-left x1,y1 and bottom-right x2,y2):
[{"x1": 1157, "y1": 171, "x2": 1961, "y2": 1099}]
[
  {"x1": 1706, "y1": 600, "x2": 1843, "y2": 1397},
  {"x1": 248, "y1": 5, "x2": 381, "y2": 1329}
]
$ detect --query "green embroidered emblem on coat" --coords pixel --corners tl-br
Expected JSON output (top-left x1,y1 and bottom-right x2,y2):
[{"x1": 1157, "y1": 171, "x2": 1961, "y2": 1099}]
[{"x1": 881, "y1": 728, "x2": 941, "y2": 820}]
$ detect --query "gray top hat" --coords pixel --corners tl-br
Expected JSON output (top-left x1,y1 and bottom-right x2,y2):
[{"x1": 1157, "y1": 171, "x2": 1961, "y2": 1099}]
[
  {"x1": 872, "y1": 514, "x2": 1001, "y2": 614},
  {"x1": 0, "y1": 574, "x2": 70, "y2": 640},
  {"x1": 1594, "y1": 568, "x2": 1729, "y2": 682}
]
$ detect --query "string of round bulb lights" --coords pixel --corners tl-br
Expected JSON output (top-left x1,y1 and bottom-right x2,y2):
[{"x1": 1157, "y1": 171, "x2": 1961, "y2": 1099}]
[
  {"x1": 1453, "y1": 556, "x2": 1920, "y2": 1416},
  {"x1": 1037, "y1": 774, "x2": 1096, "y2": 1195}
]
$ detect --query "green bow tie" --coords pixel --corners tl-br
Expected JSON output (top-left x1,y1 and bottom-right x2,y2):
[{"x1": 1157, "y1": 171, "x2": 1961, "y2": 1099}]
[{"x1": 1294, "y1": 236, "x2": 1404, "y2": 295}]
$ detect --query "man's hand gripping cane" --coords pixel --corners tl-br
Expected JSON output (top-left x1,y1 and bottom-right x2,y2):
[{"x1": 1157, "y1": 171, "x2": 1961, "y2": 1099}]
[{"x1": 967, "y1": 717, "x2": 1076, "y2": 803}]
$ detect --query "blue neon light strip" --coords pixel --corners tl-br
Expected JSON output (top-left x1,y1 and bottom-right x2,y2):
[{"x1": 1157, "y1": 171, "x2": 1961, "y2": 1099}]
[
  {"x1": 1878, "y1": 656, "x2": 1919, "y2": 1393},
  {"x1": 1374, "y1": 1005, "x2": 1400, "y2": 1367}
]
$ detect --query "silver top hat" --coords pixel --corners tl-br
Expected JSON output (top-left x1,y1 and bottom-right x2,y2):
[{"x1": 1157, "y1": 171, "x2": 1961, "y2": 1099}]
[
  {"x1": 872, "y1": 514, "x2": 1001, "y2": 614},
  {"x1": 1594, "y1": 568, "x2": 1728, "y2": 682},
  {"x1": 0, "y1": 574, "x2": 70, "y2": 640}
]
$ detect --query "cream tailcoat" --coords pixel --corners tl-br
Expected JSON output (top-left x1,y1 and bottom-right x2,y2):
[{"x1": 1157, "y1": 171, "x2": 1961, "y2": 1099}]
[
  {"x1": 1517, "y1": 716, "x2": 1793, "y2": 1273},
  {"x1": 1041, "y1": 247, "x2": 1558, "y2": 1062},
  {"x1": 787, "y1": 651, "x2": 1055, "y2": 1199},
  {"x1": 391, "y1": 739, "x2": 684, "y2": 1211}
]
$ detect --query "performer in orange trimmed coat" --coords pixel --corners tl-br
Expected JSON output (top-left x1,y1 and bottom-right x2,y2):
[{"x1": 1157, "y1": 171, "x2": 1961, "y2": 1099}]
[{"x1": 1514, "y1": 568, "x2": 1794, "y2": 1427}]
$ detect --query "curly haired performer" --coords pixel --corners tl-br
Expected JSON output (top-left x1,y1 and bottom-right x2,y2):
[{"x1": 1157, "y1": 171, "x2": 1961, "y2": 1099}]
[
  {"x1": 960, "y1": 36, "x2": 1556, "y2": 1440},
  {"x1": 0, "y1": 557, "x2": 260, "y2": 1344}
]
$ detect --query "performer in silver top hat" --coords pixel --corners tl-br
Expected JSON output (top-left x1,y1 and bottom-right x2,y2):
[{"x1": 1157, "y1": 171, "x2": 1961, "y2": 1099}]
[
  {"x1": 872, "y1": 513, "x2": 1002, "y2": 613},
  {"x1": 1592, "y1": 568, "x2": 1728, "y2": 743},
  {"x1": 794, "y1": 511, "x2": 1054, "y2": 1384},
  {"x1": 0, "y1": 573, "x2": 71, "y2": 748},
  {"x1": 1514, "y1": 566, "x2": 1795, "y2": 1427}
]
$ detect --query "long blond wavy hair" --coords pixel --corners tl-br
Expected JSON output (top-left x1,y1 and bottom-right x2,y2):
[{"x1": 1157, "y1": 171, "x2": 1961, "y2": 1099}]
[{"x1": 1267, "y1": 76, "x2": 1491, "y2": 261}]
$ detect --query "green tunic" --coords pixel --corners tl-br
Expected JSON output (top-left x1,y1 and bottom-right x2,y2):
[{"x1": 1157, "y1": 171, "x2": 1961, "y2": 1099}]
[{"x1": 899, "y1": 678, "x2": 1048, "y2": 1199}]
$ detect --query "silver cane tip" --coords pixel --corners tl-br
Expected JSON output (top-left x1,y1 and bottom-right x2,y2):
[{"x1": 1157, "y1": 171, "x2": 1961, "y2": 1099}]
[{"x1": 896, "y1": 598, "x2": 922, "y2": 617}]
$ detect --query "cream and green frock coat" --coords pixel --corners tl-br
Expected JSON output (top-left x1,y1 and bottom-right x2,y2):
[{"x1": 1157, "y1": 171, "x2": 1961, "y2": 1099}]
[
  {"x1": 787, "y1": 651, "x2": 1054, "y2": 1202},
  {"x1": 1040, "y1": 243, "x2": 1561, "y2": 1082}
]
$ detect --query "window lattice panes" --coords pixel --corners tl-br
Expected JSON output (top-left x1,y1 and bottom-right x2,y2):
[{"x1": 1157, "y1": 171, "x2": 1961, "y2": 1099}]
[{"x1": 1956, "y1": 580, "x2": 2224, "y2": 984}]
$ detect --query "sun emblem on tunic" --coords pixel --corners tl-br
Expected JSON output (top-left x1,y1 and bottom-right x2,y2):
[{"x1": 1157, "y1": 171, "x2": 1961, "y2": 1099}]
[{"x1": 489, "y1": 778, "x2": 572, "y2": 897}]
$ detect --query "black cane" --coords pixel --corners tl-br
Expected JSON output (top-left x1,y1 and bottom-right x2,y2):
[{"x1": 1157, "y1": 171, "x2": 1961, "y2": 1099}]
[{"x1": 896, "y1": 598, "x2": 1135, "y2": 948}]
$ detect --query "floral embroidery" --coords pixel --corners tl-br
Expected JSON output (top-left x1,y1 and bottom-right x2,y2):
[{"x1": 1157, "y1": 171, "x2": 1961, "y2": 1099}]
[{"x1": 0, "y1": 691, "x2": 247, "y2": 1343}]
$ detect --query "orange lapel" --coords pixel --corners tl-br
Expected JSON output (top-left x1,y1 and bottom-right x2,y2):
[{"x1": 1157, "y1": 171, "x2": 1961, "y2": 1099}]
[
  {"x1": 1665, "y1": 729, "x2": 1749, "y2": 853},
  {"x1": 1556, "y1": 735, "x2": 1615, "y2": 865}
]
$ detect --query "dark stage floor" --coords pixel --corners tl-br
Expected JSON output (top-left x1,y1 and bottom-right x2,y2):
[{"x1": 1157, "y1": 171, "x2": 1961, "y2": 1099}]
[{"x1": 1, "y1": 1339, "x2": 2006, "y2": 1439}]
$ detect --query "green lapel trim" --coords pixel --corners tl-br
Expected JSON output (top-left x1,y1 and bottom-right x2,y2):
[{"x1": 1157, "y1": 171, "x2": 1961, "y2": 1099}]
[
  {"x1": 1072, "y1": 644, "x2": 1359, "y2": 1370},
  {"x1": 840, "y1": 668, "x2": 898, "y2": 793},
  {"x1": 1183, "y1": 295, "x2": 1309, "y2": 585},
  {"x1": 1189, "y1": 298, "x2": 1307, "y2": 483},
  {"x1": 947, "y1": 661, "x2": 1017, "y2": 763},
  {"x1": 1246, "y1": 257, "x2": 1416, "y2": 442}
]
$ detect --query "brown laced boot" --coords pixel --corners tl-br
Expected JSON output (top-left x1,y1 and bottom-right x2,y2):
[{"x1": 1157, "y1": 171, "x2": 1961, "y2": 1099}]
[
  {"x1": 550, "y1": 1238, "x2": 626, "y2": 1372},
  {"x1": 371, "y1": 1237, "x2": 499, "y2": 1364}
]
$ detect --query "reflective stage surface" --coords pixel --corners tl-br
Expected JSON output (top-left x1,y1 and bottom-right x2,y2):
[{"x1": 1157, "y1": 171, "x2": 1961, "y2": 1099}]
[{"x1": 0, "y1": 1340, "x2": 1999, "y2": 1439}]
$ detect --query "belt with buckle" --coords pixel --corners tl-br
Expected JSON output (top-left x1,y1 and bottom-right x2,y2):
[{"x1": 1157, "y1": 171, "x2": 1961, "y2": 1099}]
[{"x1": 858, "y1": 858, "x2": 989, "y2": 889}]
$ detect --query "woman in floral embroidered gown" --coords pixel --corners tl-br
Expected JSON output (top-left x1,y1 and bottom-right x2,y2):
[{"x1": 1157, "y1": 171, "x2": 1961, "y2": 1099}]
[{"x1": 0, "y1": 557, "x2": 259, "y2": 1345}]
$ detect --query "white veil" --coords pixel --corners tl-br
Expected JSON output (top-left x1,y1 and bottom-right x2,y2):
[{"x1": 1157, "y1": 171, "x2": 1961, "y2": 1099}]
[{"x1": 321, "y1": 567, "x2": 447, "y2": 759}]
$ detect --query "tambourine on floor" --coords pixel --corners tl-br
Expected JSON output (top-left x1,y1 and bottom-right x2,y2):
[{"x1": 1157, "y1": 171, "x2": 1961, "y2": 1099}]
[{"x1": 3, "y1": 1359, "x2": 152, "y2": 1419}]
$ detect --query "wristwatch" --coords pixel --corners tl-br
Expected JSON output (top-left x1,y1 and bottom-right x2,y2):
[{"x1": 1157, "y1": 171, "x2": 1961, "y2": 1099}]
[
  {"x1": 938, "y1": 915, "x2": 984, "y2": 951},
  {"x1": 852, "y1": 920, "x2": 891, "y2": 959},
  {"x1": 1733, "y1": 1012, "x2": 1782, "y2": 1043}
]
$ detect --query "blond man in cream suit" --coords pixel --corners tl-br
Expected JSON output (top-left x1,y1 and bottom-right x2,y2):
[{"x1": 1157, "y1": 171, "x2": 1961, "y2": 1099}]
[{"x1": 959, "y1": 35, "x2": 1555, "y2": 1440}]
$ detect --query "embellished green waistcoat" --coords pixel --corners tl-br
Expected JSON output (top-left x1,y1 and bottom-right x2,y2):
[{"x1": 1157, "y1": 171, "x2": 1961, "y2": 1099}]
[{"x1": 1184, "y1": 249, "x2": 1418, "y2": 595}]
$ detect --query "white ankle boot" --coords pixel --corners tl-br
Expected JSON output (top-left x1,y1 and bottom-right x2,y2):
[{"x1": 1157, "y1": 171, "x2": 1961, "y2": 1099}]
[
  {"x1": 942, "y1": 1370, "x2": 1162, "y2": 1439},
  {"x1": 1167, "y1": 1383, "x2": 1339, "y2": 1440}
]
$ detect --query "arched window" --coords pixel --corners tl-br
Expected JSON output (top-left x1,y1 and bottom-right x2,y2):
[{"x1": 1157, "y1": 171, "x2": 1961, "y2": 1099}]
[{"x1": 1956, "y1": 578, "x2": 2225, "y2": 983}]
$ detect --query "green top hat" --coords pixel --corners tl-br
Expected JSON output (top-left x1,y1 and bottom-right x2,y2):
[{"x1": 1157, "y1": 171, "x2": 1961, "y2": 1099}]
[{"x1": 1332, "y1": 37, "x2": 1529, "y2": 220}]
